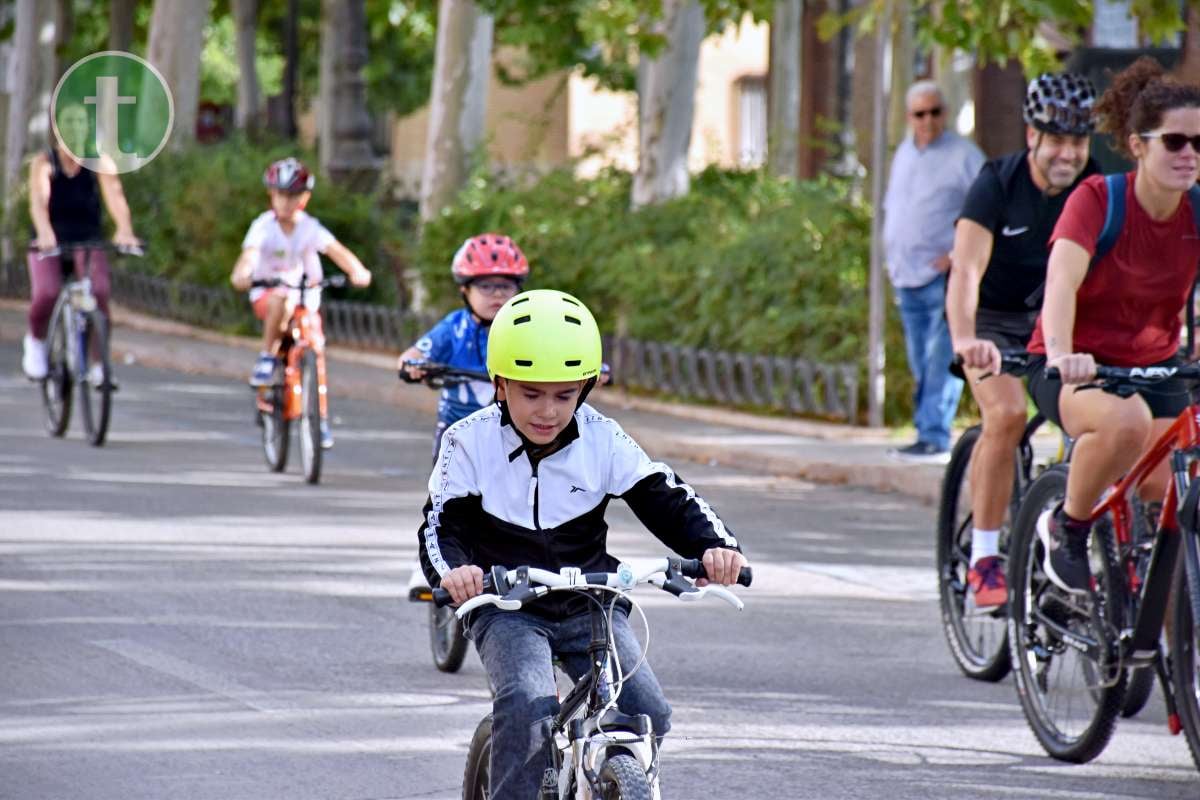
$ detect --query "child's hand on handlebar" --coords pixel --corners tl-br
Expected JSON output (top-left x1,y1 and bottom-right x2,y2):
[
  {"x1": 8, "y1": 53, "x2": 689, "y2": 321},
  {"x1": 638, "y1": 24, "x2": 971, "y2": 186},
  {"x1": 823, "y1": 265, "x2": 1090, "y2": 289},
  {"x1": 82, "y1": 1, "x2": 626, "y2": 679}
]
[
  {"x1": 350, "y1": 267, "x2": 372, "y2": 288},
  {"x1": 398, "y1": 358, "x2": 427, "y2": 381},
  {"x1": 441, "y1": 564, "x2": 485, "y2": 606},
  {"x1": 697, "y1": 547, "x2": 748, "y2": 587}
]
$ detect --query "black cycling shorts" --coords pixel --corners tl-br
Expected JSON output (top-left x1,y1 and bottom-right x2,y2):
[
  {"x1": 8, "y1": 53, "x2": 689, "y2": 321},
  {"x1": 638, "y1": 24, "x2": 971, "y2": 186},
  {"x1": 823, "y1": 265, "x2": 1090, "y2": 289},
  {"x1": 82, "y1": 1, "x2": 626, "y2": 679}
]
[{"x1": 1026, "y1": 354, "x2": 1191, "y2": 430}]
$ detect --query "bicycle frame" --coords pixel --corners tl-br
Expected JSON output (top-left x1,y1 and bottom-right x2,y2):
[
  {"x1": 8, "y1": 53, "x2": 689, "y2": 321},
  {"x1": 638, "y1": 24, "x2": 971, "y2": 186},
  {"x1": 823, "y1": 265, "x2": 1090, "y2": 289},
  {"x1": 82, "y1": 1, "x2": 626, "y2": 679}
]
[{"x1": 254, "y1": 281, "x2": 328, "y2": 421}]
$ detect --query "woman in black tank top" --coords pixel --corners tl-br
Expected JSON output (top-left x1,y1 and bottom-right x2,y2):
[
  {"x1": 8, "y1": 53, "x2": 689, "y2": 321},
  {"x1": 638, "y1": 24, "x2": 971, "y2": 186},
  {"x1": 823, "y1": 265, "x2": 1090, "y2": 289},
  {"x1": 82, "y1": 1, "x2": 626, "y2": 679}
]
[{"x1": 22, "y1": 103, "x2": 140, "y2": 380}]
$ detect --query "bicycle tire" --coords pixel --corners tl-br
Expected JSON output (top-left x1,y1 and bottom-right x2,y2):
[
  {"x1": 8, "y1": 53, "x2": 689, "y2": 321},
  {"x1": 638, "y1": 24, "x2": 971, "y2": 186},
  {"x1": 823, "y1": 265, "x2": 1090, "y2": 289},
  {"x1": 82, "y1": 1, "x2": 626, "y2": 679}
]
[
  {"x1": 41, "y1": 297, "x2": 72, "y2": 437},
  {"x1": 1120, "y1": 666, "x2": 1155, "y2": 719},
  {"x1": 298, "y1": 350, "x2": 322, "y2": 484},
  {"x1": 597, "y1": 753, "x2": 652, "y2": 800},
  {"x1": 78, "y1": 311, "x2": 112, "y2": 446},
  {"x1": 936, "y1": 425, "x2": 1012, "y2": 681},
  {"x1": 1007, "y1": 466, "x2": 1126, "y2": 763},
  {"x1": 430, "y1": 602, "x2": 469, "y2": 673},
  {"x1": 261, "y1": 385, "x2": 289, "y2": 472},
  {"x1": 1171, "y1": 482, "x2": 1200, "y2": 772},
  {"x1": 461, "y1": 714, "x2": 492, "y2": 800}
]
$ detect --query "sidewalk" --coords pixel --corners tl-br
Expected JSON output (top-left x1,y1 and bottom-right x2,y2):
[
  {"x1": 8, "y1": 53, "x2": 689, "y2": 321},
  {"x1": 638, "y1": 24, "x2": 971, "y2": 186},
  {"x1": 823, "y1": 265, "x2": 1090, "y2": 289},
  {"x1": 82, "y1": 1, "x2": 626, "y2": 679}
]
[{"x1": 0, "y1": 299, "x2": 949, "y2": 503}]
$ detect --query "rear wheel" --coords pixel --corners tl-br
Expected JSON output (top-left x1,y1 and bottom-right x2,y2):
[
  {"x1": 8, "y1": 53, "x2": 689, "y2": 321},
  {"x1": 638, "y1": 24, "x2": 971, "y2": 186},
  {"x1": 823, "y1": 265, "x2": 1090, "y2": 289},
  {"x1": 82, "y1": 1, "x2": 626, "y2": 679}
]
[
  {"x1": 78, "y1": 311, "x2": 112, "y2": 447},
  {"x1": 462, "y1": 714, "x2": 491, "y2": 800},
  {"x1": 298, "y1": 350, "x2": 322, "y2": 484},
  {"x1": 1007, "y1": 466, "x2": 1127, "y2": 763},
  {"x1": 936, "y1": 425, "x2": 1012, "y2": 681},
  {"x1": 597, "y1": 754, "x2": 652, "y2": 800},
  {"x1": 430, "y1": 602, "x2": 469, "y2": 673},
  {"x1": 41, "y1": 299, "x2": 72, "y2": 437},
  {"x1": 260, "y1": 385, "x2": 289, "y2": 472}
]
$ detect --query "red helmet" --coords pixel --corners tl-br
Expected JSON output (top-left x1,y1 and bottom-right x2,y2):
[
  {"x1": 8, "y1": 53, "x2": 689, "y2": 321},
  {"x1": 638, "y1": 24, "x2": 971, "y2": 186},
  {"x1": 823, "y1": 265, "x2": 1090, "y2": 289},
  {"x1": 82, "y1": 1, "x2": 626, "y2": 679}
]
[
  {"x1": 263, "y1": 157, "x2": 314, "y2": 193},
  {"x1": 451, "y1": 233, "x2": 530, "y2": 285}
]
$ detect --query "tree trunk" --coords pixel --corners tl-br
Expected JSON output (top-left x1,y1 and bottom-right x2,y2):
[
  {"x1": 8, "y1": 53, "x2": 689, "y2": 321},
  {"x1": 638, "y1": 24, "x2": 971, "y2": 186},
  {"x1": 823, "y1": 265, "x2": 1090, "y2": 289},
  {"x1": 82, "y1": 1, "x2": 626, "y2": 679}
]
[
  {"x1": 280, "y1": 0, "x2": 298, "y2": 138},
  {"x1": 971, "y1": 59, "x2": 1024, "y2": 158},
  {"x1": 318, "y1": 1, "x2": 336, "y2": 173},
  {"x1": 146, "y1": 0, "x2": 211, "y2": 149},
  {"x1": 232, "y1": 0, "x2": 261, "y2": 134},
  {"x1": 632, "y1": 0, "x2": 704, "y2": 208},
  {"x1": 767, "y1": 0, "x2": 801, "y2": 179},
  {"x1": 109, "y1": 0, "x2": 136, "y2": 51},
  {"x1": 797, "y1": 0, "x2": 836, "y2": 179},
  {"x1": 1179, "y1": 6, "x2": 1200, "y2": 84},
  {"x1": 418, "y1": 0, "x2": 493, "y2": 222},
  {"x1": 320, "y1": 0, "x2": 377, "y2": 188},
  {"x1": 2, "y1": 0, "x2": 53, "y2": 259}
]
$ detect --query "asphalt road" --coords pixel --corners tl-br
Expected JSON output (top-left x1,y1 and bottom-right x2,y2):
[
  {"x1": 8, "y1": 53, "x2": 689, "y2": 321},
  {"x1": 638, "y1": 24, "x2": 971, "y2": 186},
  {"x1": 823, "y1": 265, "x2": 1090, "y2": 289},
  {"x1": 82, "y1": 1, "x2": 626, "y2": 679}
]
[{"x1": 0, "y1": 341, "x2": 1196, "y2": 799}]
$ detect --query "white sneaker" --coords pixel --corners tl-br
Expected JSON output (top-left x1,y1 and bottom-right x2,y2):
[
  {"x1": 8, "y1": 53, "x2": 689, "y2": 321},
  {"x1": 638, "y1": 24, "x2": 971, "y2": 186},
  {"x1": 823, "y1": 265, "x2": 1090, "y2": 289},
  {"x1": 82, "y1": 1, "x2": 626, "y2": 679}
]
[
  {"x1": 22, "y1": 335, "x2": 48, "y2": 380},
  {"x1": 88, "y1": 363, "x2": 105, "y2": 386}
]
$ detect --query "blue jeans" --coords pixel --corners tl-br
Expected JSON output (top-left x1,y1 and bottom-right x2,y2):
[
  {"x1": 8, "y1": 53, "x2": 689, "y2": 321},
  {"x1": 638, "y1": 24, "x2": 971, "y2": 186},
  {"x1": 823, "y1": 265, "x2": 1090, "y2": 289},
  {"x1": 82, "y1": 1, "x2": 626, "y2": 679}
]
[
  {"x1": 895, "y1": 274, "x2": 962, "y2": 450},
  {"x1": 470, "y1": 606, "x2": 672, "y2": 800}
]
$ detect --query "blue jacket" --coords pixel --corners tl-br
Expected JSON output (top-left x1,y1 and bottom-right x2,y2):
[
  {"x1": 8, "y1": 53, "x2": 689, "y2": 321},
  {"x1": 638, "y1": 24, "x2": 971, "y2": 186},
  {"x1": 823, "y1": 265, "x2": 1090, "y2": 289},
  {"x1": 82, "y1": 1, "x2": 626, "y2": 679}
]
[{"x1": 415, "y1": 308, "x2": 494, "y2": 425}]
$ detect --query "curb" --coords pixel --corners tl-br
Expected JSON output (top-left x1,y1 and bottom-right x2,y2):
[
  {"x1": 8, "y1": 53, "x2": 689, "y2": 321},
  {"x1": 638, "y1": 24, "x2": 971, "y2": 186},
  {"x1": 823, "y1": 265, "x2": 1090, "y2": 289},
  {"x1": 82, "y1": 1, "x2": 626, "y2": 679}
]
[{"x1": 0, "y1": 298, "x2": 939, "y2": 504}]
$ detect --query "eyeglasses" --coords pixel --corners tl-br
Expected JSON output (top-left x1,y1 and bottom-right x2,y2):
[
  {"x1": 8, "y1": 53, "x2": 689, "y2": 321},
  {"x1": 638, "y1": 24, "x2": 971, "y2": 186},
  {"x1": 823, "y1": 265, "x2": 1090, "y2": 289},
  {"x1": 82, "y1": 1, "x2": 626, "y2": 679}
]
[
  {"x1": 911, "y1": 106, "x2": 942, "y2": 120},
  {"x1": 470, "y1": 279, "x2": 521, "y2": 296},
  {"x1": 1140, "y1": 131, "x2": 1200, "y2": 153}
]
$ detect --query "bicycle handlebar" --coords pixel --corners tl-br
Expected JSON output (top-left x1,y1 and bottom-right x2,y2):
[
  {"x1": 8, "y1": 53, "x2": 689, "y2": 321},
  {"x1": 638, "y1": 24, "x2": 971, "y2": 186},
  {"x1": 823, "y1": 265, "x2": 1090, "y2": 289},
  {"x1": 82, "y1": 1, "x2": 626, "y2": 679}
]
[
  {"x1": 952, "y1": 349, "x2": 1031, "y2": 380},
  {"x1": 1046, "y1": 362, "x2": 1200, "y2": 386},
  {"x1": 398, "y1": 359, "x2": 491, "y2": 386},
  {"x1": 35, "y1": 240, "x2": 144, "y2": 259},
  {"x1": 431, "y1": 557, "x2": 753, "y2": 615},
  {"x1": 250, "y1": 274, "x2": 347, "y2": 290}
]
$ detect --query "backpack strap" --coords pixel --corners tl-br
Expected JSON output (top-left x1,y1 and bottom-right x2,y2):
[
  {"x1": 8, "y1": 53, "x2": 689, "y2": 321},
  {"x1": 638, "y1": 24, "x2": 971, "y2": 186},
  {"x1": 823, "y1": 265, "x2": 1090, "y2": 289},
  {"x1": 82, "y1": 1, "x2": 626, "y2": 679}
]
[{"x1": 1091, "y1": 173, "x2": 1127, "y2": 267}]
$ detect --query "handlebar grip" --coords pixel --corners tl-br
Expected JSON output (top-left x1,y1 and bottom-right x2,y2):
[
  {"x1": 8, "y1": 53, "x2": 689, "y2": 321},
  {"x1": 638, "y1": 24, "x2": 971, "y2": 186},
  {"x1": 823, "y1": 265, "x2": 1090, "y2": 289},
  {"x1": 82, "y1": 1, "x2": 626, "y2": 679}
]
[
  {"x1": 1045, "y1": 367, "x2": 1061, "y2": 380},
  {"x1": 398, "y1": 369, "x2": 420, "y2": 384},
  {"x1": 676, "y1": 558, "x2": 753, "y2": 587},
  {"x1": 432, "y1": 575, "x2": 495, "y2": 607}
]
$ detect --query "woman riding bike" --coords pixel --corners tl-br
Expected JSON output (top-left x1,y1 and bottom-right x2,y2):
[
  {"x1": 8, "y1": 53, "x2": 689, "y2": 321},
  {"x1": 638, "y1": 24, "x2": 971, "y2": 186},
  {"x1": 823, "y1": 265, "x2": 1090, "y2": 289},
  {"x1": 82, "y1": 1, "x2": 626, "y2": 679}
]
[
  {"x1": 1025, "y1": 57, "x2": 1200, "y2": 595},
  {"x1": 24, "y1": 103, "x2": 140, "y2": 383},
  {"x1": 418, "y1": 289, "x2": 748, "y2": 800}
]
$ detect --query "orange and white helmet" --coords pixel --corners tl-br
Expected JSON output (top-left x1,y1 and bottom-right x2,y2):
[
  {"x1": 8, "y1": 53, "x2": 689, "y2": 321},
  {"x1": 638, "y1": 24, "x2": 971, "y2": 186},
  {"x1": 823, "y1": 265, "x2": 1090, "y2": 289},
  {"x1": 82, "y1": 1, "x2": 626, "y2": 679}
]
[{"x1": 451, "y1": 233, "x2": 530, "y2": 285}]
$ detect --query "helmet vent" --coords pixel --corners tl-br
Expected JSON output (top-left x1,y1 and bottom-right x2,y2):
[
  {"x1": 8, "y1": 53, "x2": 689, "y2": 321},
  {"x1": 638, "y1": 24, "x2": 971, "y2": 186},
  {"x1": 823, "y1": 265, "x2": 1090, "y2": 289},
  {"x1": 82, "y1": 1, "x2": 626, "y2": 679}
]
[
  {"x1": 513, "y1": 315, "x2": 532, "y2": 325},
  {"x1": 511, "y1": 297, "x2": 530, "y2": 306},
  {"x1": 562, "y1": 297, "x2": 580, "y2": 306},
  {"x1": 565, "y1": 359, "x2": 581, "y2": 367},
  {"x1": 516, "y1": 359, "x2": 533, "y2": 366},
  {"x1": 564, "y1": 315, "x2": 582, "y2": 325}
]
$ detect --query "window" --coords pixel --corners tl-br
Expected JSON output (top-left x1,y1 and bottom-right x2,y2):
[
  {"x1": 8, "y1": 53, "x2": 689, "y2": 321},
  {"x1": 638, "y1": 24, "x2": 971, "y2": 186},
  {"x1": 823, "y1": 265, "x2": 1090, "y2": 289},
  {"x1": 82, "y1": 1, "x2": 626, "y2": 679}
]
[{"x1": 736, "y1": 76, "x2": 767, "y2": 168}]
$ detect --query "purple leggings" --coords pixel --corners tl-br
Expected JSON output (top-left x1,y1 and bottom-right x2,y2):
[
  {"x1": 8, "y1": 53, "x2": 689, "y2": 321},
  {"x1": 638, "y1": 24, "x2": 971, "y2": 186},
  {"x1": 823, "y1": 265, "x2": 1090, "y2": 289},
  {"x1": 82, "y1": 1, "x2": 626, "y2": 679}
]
[{"x1": 27, "y1": 247, "x2": 111, "y2": 339}]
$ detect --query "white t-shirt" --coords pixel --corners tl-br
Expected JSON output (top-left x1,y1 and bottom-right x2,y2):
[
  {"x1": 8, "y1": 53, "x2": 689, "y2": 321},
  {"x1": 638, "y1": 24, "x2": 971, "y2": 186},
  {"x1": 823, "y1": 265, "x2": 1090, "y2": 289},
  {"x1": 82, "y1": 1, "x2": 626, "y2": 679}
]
[{"x1": 242, "y1": 210, "x2": 336, "y2": 308}]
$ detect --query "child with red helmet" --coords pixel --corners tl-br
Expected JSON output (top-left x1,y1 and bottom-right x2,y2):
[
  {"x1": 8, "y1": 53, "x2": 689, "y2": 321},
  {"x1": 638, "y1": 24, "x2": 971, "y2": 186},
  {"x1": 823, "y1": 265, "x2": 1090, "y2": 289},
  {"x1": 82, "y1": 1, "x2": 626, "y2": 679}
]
[
  {"x1": 397, "y1": 233, "x2": 530, "y2": 458},
  {"x1": 230, "y1": 157, "x2": 372, "y2": 446}
]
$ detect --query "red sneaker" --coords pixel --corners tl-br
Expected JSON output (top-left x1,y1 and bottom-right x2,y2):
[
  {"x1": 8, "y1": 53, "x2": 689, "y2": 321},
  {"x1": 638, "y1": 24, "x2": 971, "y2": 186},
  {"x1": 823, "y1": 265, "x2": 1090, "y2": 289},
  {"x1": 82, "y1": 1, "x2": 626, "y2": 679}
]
[{"x1": 967, "y1": 555, "x2": 1007, "y2": 611}]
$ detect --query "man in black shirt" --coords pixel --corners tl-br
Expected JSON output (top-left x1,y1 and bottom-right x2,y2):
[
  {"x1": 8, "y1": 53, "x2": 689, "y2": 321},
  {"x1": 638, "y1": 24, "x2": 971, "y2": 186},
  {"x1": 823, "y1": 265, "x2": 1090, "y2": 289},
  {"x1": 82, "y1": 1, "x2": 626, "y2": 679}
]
[{"x1": 945, "y1": 73, "x2": 1099, "y2": 611}]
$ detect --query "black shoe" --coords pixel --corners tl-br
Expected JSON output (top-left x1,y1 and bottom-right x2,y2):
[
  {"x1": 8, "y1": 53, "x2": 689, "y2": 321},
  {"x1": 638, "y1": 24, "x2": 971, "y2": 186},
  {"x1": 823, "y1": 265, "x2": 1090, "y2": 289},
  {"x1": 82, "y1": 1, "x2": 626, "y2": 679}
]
[
  {"x1": 1037, "y1": 507, "x2": 1091, "y2": 595},
  {"x1": 887, "y1": 440, "x2": 950, "y2": 464}
]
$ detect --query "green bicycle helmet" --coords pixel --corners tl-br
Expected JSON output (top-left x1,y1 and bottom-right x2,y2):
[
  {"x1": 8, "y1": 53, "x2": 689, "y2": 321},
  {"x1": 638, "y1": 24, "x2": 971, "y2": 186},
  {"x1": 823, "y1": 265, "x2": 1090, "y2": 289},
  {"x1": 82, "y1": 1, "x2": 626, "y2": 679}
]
[{"x1": 487, "y1": 289, "x2": 602, "y2": 383}]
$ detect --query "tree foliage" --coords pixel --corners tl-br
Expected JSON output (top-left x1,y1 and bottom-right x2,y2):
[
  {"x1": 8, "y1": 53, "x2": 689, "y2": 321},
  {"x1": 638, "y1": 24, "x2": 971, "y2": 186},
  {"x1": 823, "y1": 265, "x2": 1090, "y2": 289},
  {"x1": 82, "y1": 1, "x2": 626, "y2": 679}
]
[{"x1": 822, "y1": 0, "x2": 1199, "y2": 75}]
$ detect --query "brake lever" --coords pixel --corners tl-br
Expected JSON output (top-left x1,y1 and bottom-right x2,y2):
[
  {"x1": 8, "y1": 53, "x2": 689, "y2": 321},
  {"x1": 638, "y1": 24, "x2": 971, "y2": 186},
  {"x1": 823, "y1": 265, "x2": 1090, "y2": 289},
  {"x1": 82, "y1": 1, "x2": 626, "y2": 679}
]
[{"x1": 680, "y1": 584, "x2": 745, "y2": 610}]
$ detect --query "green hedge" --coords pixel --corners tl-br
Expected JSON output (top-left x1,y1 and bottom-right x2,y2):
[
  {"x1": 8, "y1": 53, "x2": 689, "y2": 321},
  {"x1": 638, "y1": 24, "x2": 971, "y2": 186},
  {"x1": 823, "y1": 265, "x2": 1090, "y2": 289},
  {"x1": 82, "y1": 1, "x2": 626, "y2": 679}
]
[
  {"x1": 418, "y1": 166, "x2": 915, "y2": 424},
  {"x1": 8, "y1": 137, "x2": 412, "y2": 306}
]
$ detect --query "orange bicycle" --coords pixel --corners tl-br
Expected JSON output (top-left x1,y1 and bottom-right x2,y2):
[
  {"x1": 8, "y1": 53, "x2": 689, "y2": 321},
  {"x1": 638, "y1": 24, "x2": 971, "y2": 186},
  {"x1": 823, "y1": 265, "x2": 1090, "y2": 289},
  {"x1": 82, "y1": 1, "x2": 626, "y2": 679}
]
[{"x1": 250, "y1": 273, "x2": 343, "y2": 484}]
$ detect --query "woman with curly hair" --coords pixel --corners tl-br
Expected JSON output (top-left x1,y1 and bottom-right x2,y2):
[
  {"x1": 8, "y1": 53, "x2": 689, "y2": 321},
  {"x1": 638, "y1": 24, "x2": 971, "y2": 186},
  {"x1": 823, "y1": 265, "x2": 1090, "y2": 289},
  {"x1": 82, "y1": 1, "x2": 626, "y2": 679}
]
[{"x1": 1024, "y1": 56, "x2": 1200, "y2": 593}]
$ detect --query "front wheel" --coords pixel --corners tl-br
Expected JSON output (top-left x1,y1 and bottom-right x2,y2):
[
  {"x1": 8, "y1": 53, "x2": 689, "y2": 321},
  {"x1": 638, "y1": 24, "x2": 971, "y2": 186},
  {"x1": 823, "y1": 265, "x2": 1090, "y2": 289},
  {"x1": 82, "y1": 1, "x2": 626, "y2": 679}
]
[
  {"x1": 260, "y1": 385, "x2": 290, "y2": 472},
  {"x1": 298, "y1": 350, "x2": 322, "y2": 484},
  {"x1": 936, "y1": 425, "x2": 1011, "y2": 681},
  {"x1": 597, "y1": 754, "x2": 652, "y2": 800},
  {"x1": 41, "y1": 298, "x2": 72, "y2": 437},
  {"x1": 1007, "y1": 466, "x2": 1127, "y2": 763},
  {"x1": 1170, "y1": 525, "x2": 1200, "y2": 772},
  {"x1": 430, "y1": 602, "x2": 469, "y2": 673},
  {"x1": 77, "y1": 311, "x2": 112, "y2": 446},
  {"x1": 462, "y1": 714, "x2": 491, "y2": 800}
]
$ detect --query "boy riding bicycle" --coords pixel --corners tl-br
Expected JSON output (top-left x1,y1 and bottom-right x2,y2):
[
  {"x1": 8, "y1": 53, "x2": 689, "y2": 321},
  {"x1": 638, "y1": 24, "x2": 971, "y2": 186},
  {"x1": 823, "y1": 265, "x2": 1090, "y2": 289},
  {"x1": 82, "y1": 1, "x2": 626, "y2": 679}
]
[
  {"x1": 417, "y1": 289, "x2": 749, "y2": 800},
  {"x1": 397, "y1": 233, "x2": 528, "y2": 461},
  {"x1": 229, "y1": 157, "x2": 371, "y2": 448}
]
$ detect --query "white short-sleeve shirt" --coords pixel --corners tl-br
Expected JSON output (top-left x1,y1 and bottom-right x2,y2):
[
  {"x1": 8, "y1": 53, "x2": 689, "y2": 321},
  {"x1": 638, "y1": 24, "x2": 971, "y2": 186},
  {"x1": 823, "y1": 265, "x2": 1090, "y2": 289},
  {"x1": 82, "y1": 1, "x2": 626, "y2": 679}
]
[{"x1": 242, "y1": 210, "x2": 336, "y2": 308}]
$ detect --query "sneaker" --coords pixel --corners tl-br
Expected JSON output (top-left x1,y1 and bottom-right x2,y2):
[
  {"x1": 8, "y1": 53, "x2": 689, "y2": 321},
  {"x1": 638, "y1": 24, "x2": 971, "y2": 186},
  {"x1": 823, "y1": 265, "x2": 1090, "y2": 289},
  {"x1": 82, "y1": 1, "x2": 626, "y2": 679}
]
[
  {"x1": 22, "y1": 334, "x2": 47, "y2": 380},
  {"x1": 887, "y1": 440, "x2": 950, "y2": 464},
  {"x1": 966, "y1": 555, "x2": 1007, "y2": 612},
  {"x1": 319, "y1": 418, "x2": 334, "y2": 450},
  {"x1": 1037, "y1": 507, "x2": 1091, "y2": 595},
  {"x1": 249, "y1": 353, "x2": 277, "y2": 387}
]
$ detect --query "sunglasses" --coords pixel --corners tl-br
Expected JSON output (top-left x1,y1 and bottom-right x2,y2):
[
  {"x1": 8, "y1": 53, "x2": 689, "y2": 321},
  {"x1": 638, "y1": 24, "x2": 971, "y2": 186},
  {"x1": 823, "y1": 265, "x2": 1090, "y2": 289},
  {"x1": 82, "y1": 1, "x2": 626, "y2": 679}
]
[
  {"x1": 911, "y1": 106, "x2": 942, "y2": 119},
  {"x1": 1140, "y1": 131, "x2": 1200, "y2": 153}
]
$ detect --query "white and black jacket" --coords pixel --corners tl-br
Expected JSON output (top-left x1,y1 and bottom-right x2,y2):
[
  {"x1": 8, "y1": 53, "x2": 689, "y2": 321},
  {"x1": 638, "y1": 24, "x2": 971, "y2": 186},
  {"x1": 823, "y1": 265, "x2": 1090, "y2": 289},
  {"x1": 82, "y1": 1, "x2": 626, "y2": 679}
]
[{"x1": 417, "y1": 402, "x2": 739, "y2": 617}]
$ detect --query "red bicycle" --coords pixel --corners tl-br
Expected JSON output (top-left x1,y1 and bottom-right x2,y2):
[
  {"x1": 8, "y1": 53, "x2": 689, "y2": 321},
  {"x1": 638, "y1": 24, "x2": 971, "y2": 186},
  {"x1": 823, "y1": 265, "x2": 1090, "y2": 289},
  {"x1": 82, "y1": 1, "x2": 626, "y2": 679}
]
[
  {"x1": 250, "y1": 273, "x2": 343, "y2": 484},
  {"x1": 1008, "y1": 361, "x2": 1200, "y2": 768}
]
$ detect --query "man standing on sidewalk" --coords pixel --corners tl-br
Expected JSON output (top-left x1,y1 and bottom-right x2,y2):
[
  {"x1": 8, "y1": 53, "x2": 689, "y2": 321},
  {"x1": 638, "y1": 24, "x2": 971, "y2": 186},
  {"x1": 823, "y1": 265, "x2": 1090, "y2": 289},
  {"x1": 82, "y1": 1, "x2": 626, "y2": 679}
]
[{"x1": 883, "y1": 81, "x2": 984, "y2": 463}]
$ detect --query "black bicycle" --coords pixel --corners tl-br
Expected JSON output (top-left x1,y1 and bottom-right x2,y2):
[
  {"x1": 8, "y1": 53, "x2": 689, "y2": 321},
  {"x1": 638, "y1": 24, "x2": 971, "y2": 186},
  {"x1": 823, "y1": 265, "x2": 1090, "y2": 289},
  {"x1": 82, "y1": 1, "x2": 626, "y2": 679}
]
[
  {"x1": 36, "y1": 240, "x2": 142, "y2": 446},
  {"x1": 434, "y1": 558, "x2": 751, "y2": 800},
  {"x1": 400, "y1": 360, "x2": 492, "y2": 673}
]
